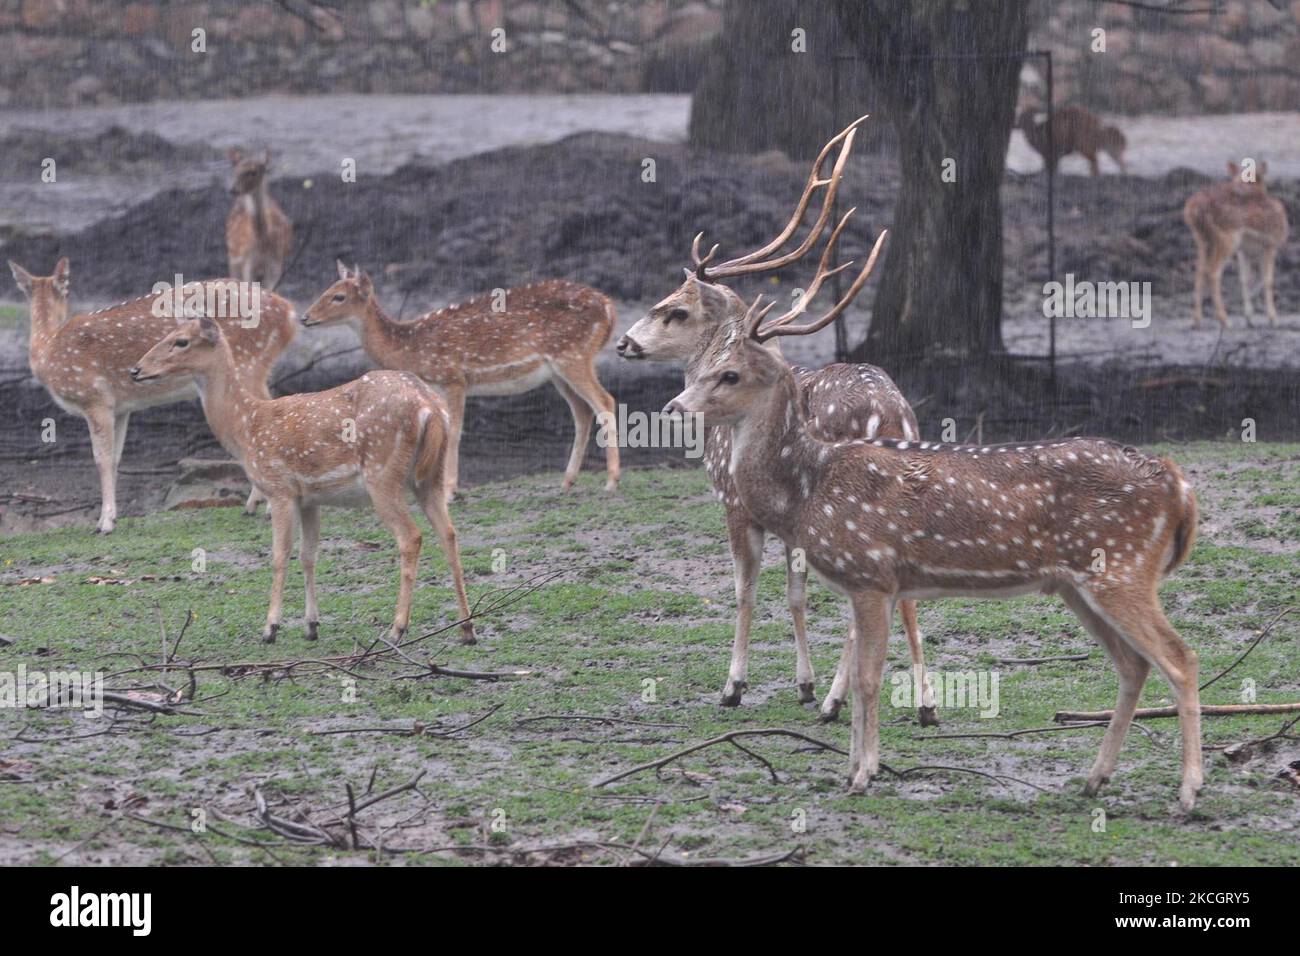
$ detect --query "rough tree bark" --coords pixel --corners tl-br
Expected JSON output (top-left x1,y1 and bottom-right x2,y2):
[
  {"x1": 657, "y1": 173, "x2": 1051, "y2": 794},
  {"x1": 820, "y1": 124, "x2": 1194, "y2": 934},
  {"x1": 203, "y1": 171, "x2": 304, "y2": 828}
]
[{"x1": 834, "y1": 1, "x2": 1031, "y2": 366}]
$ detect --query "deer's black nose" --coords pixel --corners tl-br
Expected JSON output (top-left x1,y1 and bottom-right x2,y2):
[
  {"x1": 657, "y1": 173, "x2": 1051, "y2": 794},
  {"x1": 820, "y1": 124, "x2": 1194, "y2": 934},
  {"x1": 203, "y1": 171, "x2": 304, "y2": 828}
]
[
  {"x1": 128, "y1": 366, "x2": 141, "y2": 380},
  {"x1": 662, "y1": 400, "x2": 683, "y2": 416},
  {"x1": 616, "y1": 335, "x2": 642, "y2": 357}
]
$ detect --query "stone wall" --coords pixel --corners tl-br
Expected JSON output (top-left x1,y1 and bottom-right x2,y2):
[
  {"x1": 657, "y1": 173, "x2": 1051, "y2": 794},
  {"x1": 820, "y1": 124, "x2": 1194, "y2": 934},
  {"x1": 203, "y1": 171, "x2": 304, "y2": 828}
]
[
  {"x1": 1028, "y1": 0, "x2": 1300, "y2": 114},
  {"x1": 0, "y1": 0, "x2": 723, "y2": 108}
]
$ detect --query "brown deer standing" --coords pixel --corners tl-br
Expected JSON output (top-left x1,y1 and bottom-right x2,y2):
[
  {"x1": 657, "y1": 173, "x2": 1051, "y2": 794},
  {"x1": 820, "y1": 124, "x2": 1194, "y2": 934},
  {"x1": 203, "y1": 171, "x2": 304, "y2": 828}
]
[
  {"x1": 665, "y1": 254, "x2": 1204, "y2": 811},
  {"x1": 616, "y1": 118, "x2": 937, "y2": 723},
  {"x1": 1184, "y1": 161, "x2": 1289, "y2": 329},
  {"x1": 227, "y1": 148, "x2": 293, "y2": 290},
  {"x1": 129, "y1": 315, "x2": 475, "y2": 646},
  {"x1": 303, "y1": 265, "x2": 620, "y2": 500},
  {"x1": 1018, "y1": 106, "x2": 1127, "y2": 176},
  {"x1": 9, "y1": 259, "x2": 297, "y2": 532}
]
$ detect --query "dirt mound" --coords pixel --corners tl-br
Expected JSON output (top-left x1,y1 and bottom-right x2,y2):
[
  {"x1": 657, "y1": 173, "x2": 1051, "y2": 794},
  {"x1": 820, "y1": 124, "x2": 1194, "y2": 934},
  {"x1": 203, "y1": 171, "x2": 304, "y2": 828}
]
[
  {"x1": 2, "y1": 131, "x2": 1296, "y2": 320},
  {"x1": 0, "y1": 125, "x2": 219, "y2": 174}
]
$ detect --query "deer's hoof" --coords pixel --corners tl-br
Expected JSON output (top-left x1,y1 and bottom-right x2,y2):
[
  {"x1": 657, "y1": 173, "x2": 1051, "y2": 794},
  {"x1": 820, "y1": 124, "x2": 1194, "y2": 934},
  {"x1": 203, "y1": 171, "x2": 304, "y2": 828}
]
[
  {"x1": 1082, "y1": 775, "x2": 1108, "y2": 798},
  {"x1": 459, "y1": 625, "x2": 477, "y2": 646},
  {"x1": 847, "y1": 771, "x2": 873, "y2": 794},
  {"x1": 818, "y1": 698, "x2": 843, "y2": 723},
  {"x1": 719, "y1": 681, "x2": 746, "y2": 707},
  {"x1": 918, "y1": 705, "x2": 940, "y2": 728},
  {"x1": 797, "y1": 682, "x2": 817, "y2": 705},
  {"x1": 1178, "y1": 781, "x2": 1201, "y2": 814},
  {"x1": 261, "y1": 623, "x2": 278, "y2": 645},
  {"x1": 305, "y1": 621, "x2": 319, "y2": 642}
]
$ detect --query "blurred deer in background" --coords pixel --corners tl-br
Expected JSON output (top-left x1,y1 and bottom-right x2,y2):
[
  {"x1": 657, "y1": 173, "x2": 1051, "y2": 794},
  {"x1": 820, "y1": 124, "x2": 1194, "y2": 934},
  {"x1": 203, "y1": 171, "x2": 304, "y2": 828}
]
[
  {"x1": 1184, "y1": 161, "x2": 1289, "y2": 329},
  {"x1": 616, "y1": 117, "x2": 937, "y2": 723},
  {"x1": 130, "y1": 315, "x2": 475, "y2": 646},
  {"x1": 227, "y1": 148, "x2": 293, "y2": 290},
  {"x1": 303, "y1": 267, "x2": 620, "y2": 500},
  {"x1": 1018, "y1": 106, "x2": 1127, "y2": 176},
  {"x1": 9, "y1": 259, "x2": 297, "y2": 532},
  {"x1": 665, "y1": 274, "x2": 1204, "y2": 812}
]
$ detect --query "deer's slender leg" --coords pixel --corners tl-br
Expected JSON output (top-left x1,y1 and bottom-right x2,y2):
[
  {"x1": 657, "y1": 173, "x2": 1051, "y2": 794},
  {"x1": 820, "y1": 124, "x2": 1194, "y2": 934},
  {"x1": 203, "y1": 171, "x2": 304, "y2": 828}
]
[
  {"x1": 554, "y1": 360, "x2": 620, "y2": 491},
  {"x1": 847, "y1": 591, "x2": 892, "y2": 792},
  {"x1": 721, "y1": 509, "x2": 764, "y2": 707},
  {"x1": 1084, "y1": 586, "x2": 1203, "y2": 811},
  {"x1": 551, "y1": 373, "x2": 594, "y2": 491},
  {"x1": 900, "y1": 599, "x2": 939, "y2": 726},
  {"x1": 1059, "y1": 586, "x2": 1150, "y2": 796},
  {"x1": 300, "y1": 503, "x2": 321, "y2": 641},
  {"x1": 438, "y1": 384, "x2": 466, "y2": 504},
  {"x1": 262, "y1": 497, "x2": 295, "y2": 643},
  {"x1": 1236, "y1": 250, "x2": 1255, "y2": 326},
  {"x1": 785, "y1": 545, "x2": 816, "y2": 703},
  {"x1": 1208, "y1": 234, "x2": 1237, "y2": 329},
  {"x1": 819, "y1": 624, "x2": 854, "y2": 722},
  {"x1": 84, "y1": 404, "x2": 118, "y2": 534},
  {"x1": 1086, "y1": 150, "x2": 1100, "y2": 177},
  {"x1": 244, "y1": 485, "x2": 265, "y2": 515},
  {"x1": 1261, "y1": 246, "x2": 1280, "y2": 327},
  {"x1": 1190, "y1": 232, "x2": 1207, "y2": 328},
  {"x1": 417, "y1": 481, "x2": 476, "y2": 645},
  {"x1": 112, "y1": 411, "x2": 130, "y2": 466},
  {"x1": 368, "y1": 477, "x2": 422, "y2": 640}
]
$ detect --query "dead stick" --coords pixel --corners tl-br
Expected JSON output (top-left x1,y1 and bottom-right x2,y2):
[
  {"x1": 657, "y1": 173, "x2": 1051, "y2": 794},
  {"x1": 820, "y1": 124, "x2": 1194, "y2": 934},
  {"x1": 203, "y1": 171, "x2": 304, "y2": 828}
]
[
  {"x1": 1199, "y1": 606, "x2": 1294, "y2": 692},
  {"x1": 592, "y1": 729, "x2": 846, "y2": 788},
  {"x1": 1055, "y1": 702, "x2": 1300, "y2": 722}
]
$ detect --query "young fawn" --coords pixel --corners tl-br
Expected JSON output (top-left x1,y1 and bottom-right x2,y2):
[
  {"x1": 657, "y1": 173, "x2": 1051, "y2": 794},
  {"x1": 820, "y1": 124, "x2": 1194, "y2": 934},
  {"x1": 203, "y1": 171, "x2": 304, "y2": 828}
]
[
  {"x1": 10, "y1": 258, "x2": 297, "y2": 532},
  {"x1": 129, "y1": 315, "x2": 475, "y2": 646},
  {"x1": 616, "y1": 118, "x2": 936, "y2": 723},
  {"x1": 227, "y1": 148, "x2": 293, "y2": 290},
  {"x1": 303, "y1": 263, "x2": 620, "y2": 500},
  {"x1": 1184, "y1": 161, "x2": 1289, "y2": 329},
  {"x1": 666, "y1": 284, "x2": 1204, "y2": 812},
  {"x1": 1018, "y1": 106, "x2": 1127, "y2": 176}
]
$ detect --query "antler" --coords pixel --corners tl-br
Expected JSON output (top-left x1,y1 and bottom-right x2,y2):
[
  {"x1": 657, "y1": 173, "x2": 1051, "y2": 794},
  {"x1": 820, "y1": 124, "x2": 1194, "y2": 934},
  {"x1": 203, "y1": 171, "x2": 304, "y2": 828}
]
[
  {"x1": 752, "y1": 223, "x2": 888, "y2": 342},
  {"x1": 695, "y1": 115, "x2": 868, "y2": 282}
]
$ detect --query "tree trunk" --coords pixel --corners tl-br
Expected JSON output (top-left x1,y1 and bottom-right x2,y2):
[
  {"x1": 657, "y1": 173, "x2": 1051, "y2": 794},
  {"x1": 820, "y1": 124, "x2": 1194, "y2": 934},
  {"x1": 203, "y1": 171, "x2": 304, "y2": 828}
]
[{"x1": 836, "y1": 1, "x2": 1030, "y2": 365}]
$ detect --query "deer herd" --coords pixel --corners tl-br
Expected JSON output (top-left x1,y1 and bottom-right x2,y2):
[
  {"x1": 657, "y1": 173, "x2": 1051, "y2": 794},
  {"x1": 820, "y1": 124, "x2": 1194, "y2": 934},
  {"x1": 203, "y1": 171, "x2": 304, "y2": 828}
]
[{"x1": 8, "y1": 112, "x2": 1291, "y2": 814}]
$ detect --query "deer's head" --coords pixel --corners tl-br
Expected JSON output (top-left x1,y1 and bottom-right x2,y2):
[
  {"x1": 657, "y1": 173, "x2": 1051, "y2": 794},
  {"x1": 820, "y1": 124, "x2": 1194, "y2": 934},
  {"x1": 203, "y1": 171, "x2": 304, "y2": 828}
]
[
  {"x1": 302, "y1": 261, "x2": 374, "y2": 328},
  {"x1": 10, "y1": 258, "x2": 71, "y2": 332},
  {"x1": 130, "y1": 316, "x2": 223, "y2": 383},
  {"x1": 229, "y1": 148, "x2": 272, "y2": 197},
  {"x1": 617, "y1": 271, "x2": 741, "y2": 361},
  {"x1": 619, "y1": 116, "x2": 869, "y2": 364},
  {"x1": 1227, "y1": 160, "x2": 1270, "y2": 190}
]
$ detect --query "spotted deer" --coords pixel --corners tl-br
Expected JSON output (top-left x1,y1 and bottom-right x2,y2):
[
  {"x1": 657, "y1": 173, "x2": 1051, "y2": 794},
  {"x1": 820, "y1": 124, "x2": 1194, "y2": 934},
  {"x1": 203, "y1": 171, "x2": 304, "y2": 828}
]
[
  {"x1": 130, "y1": 315, "x2": 474, "y2": 646},
  {"x1": 227, "y1": 148, "x2": 293, "y2": 290},
  {"x1": 1184, "y1": 161, "x2": 1289, "y2": 329},
  {"x1": 1017, "y1": 106, "x2": 1127, "y2": 176},
  {"x1": 9, "y1": 259, "x2": 297, "y2": 532},
  {"x1": 303, "y1": 265, "x2": 620, "y2": 500},
  {"x1": 665, "y1": 272, "x2": 1204, "y2": 812},
  {"x1": 616, "y1": 118, "x2": 936, "y2": 723}
]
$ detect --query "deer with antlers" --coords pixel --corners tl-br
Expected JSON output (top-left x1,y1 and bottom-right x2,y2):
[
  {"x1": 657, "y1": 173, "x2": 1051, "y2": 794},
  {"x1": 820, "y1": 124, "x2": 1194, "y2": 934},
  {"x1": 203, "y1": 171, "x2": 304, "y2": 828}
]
[
  {"x1": 129, "y1": 315, "x2": 475, "y2": 646},
  {"x1": 303, "y1": 266, "x2": 620, "y2": 500},
  {"x1": 9, "y1": 259, "x2": 298, "y2": 532},
  {"x1": 617, "y1": 119, "x2": 937, "y2": 723},
  {"x1": 227, "y1": 148, "x2": 293, "y2": 290},
  {"x1": 664, "y1": 255, "x2": 1204, "y2": 810},
  {"x1": 1184, "y1": 161, "x2": 1289, "y2": 329}
]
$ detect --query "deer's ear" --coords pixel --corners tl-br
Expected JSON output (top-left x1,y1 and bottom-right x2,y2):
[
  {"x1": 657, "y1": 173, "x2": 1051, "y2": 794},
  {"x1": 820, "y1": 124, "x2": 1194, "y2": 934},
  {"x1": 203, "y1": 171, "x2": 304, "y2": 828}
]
[
  {"x1": 198, "y1": 315, "x2": 221, "y2": 343},
  {"x1": 52, "y1": 257, "x2": 70, "y2": 297},
  {"x1": 228, "y1": 147, "x2": 244, "y2": 166},
  {"x1": 8, "y1": 260, "x2": 33, "y2": 296},
  {"x1": 336, "y1": 259, "x2": 350, "y2": 281},
  {"x1": 356, "y1": 269, "x2": 373, "y2": 299}
]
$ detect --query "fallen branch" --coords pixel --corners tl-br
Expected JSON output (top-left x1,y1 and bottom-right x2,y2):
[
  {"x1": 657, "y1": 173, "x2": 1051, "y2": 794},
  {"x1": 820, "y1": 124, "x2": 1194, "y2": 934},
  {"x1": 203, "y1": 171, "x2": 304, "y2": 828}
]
[
  {"x1": 1054, "y1": 702, "x2": 1300, "y2": 722},
  {"x1": 997, "y1": 653, "x2": 1090, "y2": 665},
  {"x1": 592, "y1": 729, "x2": 846, "y2": 788},
  {"x1": 1199, "y1": 606, "x2": 1293, "y2": 692}
]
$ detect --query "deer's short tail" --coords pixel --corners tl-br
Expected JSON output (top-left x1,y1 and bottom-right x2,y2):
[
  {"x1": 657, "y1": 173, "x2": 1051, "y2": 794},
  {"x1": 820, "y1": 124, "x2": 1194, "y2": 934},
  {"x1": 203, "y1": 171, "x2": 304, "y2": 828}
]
[
  {"x1": 1164, "y1": 464, "x2": 1199, "y2": 576},
  {"x1": 413, "y1": 405, "x2": 448, "y2": 492}
]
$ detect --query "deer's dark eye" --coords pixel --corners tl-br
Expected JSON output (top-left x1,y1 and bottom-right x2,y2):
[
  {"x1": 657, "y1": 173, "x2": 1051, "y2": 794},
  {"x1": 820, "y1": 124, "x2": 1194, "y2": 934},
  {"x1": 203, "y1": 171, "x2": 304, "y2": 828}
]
[
  {"x1": 174, "y1": 339, "x2": 189, "y2": 348},
  {"x1": 665, "y1": 308, "x2": 688, "y2": 324},
  {"x1": 332, "y1": 293, "x2": 346, "y2": 303},
  {"x1": 720, "y1": 371, "x2": 740, "y2": 385}
]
